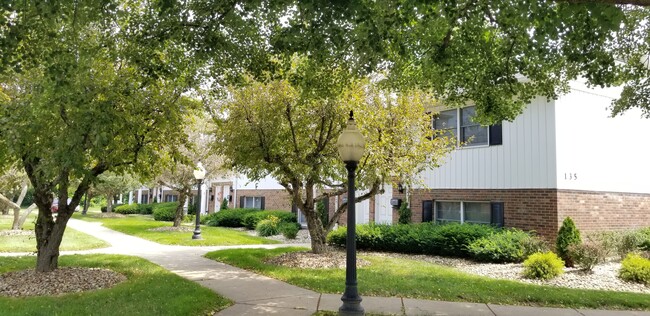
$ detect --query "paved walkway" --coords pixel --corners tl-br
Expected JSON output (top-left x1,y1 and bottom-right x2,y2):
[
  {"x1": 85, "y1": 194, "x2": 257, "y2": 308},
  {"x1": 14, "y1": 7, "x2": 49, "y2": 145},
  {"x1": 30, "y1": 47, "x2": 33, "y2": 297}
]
[{"x1": 3, "y1": 219, "x2": 650, "y2": 316}]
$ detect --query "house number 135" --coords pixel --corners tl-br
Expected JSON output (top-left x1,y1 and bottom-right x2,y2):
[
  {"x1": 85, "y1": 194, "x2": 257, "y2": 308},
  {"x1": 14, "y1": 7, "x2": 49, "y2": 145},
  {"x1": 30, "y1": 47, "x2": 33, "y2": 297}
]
[{"x1": 564, "y1": 173, "x2": 578, "y2": 180}]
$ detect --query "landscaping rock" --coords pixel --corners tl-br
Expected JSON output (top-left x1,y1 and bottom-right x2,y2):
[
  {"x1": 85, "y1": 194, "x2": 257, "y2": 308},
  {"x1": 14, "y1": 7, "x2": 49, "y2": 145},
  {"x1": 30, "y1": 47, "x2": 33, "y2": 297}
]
[
  {"x1": 0, "y1": 230, "x2": 34, "y2": 237},
  {"x1": 0, "y1": 267, "x2": 127, "y2": 297},
  {"x1": 265, "y1": 250, "x2": 371, "y2": 269},
  {"x1": 148, "y1": 226, "x2": 194, "y2": 232},
  {"x1": 93, "y1": 213, "x2": 126, "y2": 218}
]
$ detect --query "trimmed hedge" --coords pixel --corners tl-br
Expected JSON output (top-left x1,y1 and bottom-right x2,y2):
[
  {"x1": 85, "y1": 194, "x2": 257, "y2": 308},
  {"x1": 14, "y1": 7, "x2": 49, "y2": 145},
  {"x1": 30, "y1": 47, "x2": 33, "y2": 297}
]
[
  {"x1": 242, "y1": 210, "x2": 297, "y2": 230},
  {"x1": 152, "y1": 202, "x2": 180, "y2": 222},
  {"x1": 114, "y1": 204, "x2": 141, "y2": 215},
  {"x1": 137, "y1": 203, "x2": 154, "y2": 215},
  {"x1": 523, "y1": 252, "x2": 565, "y2": 280},
  {"x1": 202, "y1": 208, "x2": 261, "y2": 227},
  {"x1": 467, "y1": 229, "x2": 544, "y2": 263},
  {"x1": 327, "y1": 223, "x2": 498, "y2": 258}
]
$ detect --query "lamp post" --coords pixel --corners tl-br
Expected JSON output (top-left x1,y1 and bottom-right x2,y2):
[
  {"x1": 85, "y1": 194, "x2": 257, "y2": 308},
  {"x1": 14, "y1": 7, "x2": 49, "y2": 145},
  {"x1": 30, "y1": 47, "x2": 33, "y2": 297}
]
[
  {"x1": 336, "y1": 111, "x2": 366, "y2": 316},
  {"x1": 192, "y1": 162, "x2": 206, "y2": 240}
]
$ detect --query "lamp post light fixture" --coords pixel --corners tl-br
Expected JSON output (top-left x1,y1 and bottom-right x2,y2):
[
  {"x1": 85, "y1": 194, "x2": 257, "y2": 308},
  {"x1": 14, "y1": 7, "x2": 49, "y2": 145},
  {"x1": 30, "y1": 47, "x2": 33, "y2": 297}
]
[
  {"x1": 336, "y1": 111, "x2": 366, "y2": 316},
  {"x1": 192, "y1": 162, "x2": 206, "y2": 240}
]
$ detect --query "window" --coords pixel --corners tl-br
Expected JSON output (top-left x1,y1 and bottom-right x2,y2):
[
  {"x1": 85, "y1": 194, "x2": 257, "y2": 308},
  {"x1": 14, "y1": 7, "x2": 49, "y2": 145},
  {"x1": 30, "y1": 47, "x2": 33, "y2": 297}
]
[
  {"x1": 435, "y1": 201, "x2": 492, "y2": 224},
  {"x1": 243, "y1": 196, "x2": 263, "y2": 209},
  {"x1": 164, "y1": 194, "x2": 178, "y2": 202},
  {"x1": 434, "y1": 106, "x2": 500, "y2": 146}
]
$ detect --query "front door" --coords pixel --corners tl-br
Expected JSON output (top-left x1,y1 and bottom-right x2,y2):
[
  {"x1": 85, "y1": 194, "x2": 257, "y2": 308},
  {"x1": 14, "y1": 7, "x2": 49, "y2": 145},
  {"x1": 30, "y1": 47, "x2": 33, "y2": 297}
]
[{"x1": 374, "y1": 184, "x2": 393, "y2": 224}]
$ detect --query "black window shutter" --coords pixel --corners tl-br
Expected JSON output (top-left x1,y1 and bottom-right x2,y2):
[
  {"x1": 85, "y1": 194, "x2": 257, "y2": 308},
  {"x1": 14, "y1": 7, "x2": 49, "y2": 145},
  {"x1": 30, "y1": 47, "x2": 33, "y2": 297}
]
[
  {"x1": 422, "y1": 200, "x2": 433, "y2": 222},
  {"x1": 426, "y1": 112, "x2": 433, "y2": 140},
  {"x1": 490, "y1": 202, "x2": 505, "y2": 227},
  {"x1": 239, "y1": 196, "x2": 244, "y2": 208},
  {"x1": 260, "y1": 197, "x2": 265, "y2": 210},
  {"x1": 489, "y1": 124, "x2": 502, "y2": 146}
]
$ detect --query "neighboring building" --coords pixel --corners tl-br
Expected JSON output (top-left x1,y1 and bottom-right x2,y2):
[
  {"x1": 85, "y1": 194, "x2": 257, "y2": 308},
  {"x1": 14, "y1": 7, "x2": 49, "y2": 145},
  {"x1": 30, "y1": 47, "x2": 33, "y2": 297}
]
[
  {"x1": 128, "y1": 81, "x2": 650, "y2": 238},
  {"x1": 393, "y1": 81, "x2": 650, "y2": 238}
]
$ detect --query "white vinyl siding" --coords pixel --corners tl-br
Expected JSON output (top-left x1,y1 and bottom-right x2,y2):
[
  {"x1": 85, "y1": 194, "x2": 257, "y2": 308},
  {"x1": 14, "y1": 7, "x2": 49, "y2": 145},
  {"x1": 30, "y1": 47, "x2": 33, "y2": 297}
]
[{"x1": 417, "y1": 97, "x2": 557, "y2": 189}]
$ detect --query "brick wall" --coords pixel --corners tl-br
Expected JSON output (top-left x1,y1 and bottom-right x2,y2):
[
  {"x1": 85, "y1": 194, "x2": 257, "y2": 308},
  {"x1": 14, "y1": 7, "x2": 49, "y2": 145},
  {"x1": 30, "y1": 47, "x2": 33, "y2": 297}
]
[
  {"x1": 236, "y1": 189, "x2": 293, "y2": 211},
  {"x1": 403, "y1": 188, "x2": 560, "y2": 238},
  {"x1": 557, "y1": 190, "x2": 650, "y2": 234}
]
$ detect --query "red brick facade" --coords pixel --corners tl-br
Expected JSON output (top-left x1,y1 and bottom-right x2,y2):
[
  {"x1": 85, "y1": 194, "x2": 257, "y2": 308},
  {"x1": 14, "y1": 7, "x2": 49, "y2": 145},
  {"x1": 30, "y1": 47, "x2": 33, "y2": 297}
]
[
  {"x1": 404, "y1": 188, "x2": 650, "y2": 239},
  {"x1": 236, "y1": 189, "x2": 293, "y2": 211}
]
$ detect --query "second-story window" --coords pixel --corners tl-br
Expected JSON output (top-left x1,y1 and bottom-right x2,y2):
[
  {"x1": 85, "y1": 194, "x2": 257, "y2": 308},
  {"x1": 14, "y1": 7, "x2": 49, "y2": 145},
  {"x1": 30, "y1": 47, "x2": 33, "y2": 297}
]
[{"x1": 434, "y1": 106, "x2": 498, "y2": 147}]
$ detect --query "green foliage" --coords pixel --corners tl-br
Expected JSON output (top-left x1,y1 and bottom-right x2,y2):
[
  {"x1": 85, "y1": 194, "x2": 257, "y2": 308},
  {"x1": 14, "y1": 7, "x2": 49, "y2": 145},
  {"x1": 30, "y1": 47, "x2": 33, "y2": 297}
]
[
  {"x1": 468, "y1": 229, "x2": 544, "y2": 263},
  {"x1": 202, "y1": 208, "x2": 261, "y2": 227},
  {"x1": 137, "y1": 204, "x2": 154, "y2": 215},
  {"x1": 316, "y1": 200, "x2": 328, "y2": 227},
  {"x1": 220, "y1": 199, "x2": 229, "y2": 210},
  {"x1": 523, "y1": 252, "x2": 565, "y2": 280},
  {"x1": 619, "y1": 253, "x2": 650, "y2": 285},
  {"x1": 113, "y1": 204, "x2": 141, "y2": 215},
  {"x1": 568, "y1": 243, "x2": 606, "y2": 272},
  {"x1": 327, "y1": 223, "x2": 498, "y2": 258},
  {"x1": 256, "y1": 216, "x2": 281, "y2": 237},
  {"x1": 242, "y1": 210, "x2": 297, "y2": 230},
  {"x1": 556, "y1": 217, "x2": 581, "y2": 267},
  {"x1": 397, "y1": 202, "x2": 412, "y2": 224},
  {"x1": 187, "y1": 203, "x2": 197, "y2": 216},
  {"x1": 280, "y1": 222, "x2": 300, "y2": 239},
  {"x1": 20, "y1": 187, "x2": 34, "y2": 207},
  {"x1": 152, "y1": 203, "x2": 181, "y2": 222},
  {"x1": 100, "y1": 206, "x2": 108, "y2": 213}
]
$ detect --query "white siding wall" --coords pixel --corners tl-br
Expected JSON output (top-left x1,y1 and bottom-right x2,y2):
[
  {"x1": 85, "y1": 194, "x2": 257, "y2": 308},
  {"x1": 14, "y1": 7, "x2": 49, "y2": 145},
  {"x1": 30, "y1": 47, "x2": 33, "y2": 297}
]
[
  {"x1": 234, "y1": 175, "x2": 285, "y2": 190},
  {"x1": 415, "y1": 97, "x2": 557, "y2": 189},
  {"x1": 555, "y1": 84, "x2": 650, "y2": 193}
]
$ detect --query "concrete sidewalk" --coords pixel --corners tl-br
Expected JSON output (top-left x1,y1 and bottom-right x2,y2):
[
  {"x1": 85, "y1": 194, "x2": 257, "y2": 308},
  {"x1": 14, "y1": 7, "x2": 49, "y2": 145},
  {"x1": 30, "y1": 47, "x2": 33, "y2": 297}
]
[{"x1": 5, "y1": 218, "x2": 649, "y2": 316}]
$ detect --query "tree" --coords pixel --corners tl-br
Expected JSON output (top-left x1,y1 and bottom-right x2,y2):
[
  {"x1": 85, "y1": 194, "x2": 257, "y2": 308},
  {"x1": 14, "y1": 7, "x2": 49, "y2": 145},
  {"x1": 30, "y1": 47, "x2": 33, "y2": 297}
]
[
  {"x1": 156, "y1": 113, "x2": 222, "y2": 227},
  {"x1": 212, "y1": 77, "x2": 454, "y2": 253},
  {"x1": 93, "y1": 172, "x2": 140, "y2": 213},
  {"x1": 0, "y1": 1, "x2": 199, "y2": 272}
]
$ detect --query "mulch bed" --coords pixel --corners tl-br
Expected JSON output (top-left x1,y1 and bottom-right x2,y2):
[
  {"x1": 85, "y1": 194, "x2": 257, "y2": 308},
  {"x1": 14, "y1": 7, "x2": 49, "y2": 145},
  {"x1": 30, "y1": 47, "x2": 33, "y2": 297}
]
[{"x1": 0, "y1": 267, "x2": 127, "y2": 297}]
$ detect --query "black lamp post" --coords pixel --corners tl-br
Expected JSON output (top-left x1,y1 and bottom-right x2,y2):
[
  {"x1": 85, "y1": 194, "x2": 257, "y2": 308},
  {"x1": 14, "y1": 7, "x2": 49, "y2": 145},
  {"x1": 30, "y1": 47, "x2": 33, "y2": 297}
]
[
  {"x1": 192, "y1": 162, "x2": 206, "y2": 240},
  {"x1": 337, "y1": 111, "x2": 366, "y2": 316}
]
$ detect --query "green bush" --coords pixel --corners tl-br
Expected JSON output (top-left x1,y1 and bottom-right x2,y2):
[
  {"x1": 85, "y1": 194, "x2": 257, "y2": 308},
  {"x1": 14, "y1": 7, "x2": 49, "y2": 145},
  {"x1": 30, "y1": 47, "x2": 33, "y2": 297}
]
[
  {"x1": 152, "y1": 202, "x2": 180, "y2": 222},
  {"x1": 187, "y1": 203, "x2": 197, "y2": 215},
  {"x1": 398, "y1": 202, "x2": 412, "y2": 224},
  {"x1": 523, "y1": 252, "x2": 565, "y2": 280},
  {"x1": 327, "y1": 222, "x2": 499, "y2": 258},
  {"x1": 113, "y1": 204, "x2": 140, "y2": 215},
  {"x1": 242, "y1": 210, "x2": 297, "y2": 230},
  {"x1": 220, "y1": 199, "x2": 229, "y2": 210},
  {"x1": 137, "y1": 203, "x2": 154, "y2": 215},
  {"x1": 256, "y1": 216, "x2": 281, "y2": 237},
  {"x1": 556, "y1": 217, "x2": 581, "y2": 267},
  {"x1": 640, "y1": 228, "x2": 650, "y2": 251},
  {"x1": 467, "y1": 229, "x2": 542, "y2": 263},
  {"x1": 618, "y1": 231, "x2": 647, "y2": 259},
  {"x1": 202, "y1": 208, "x2": 260, "y2": 227},
  {"x1": 619, "y1": 253, "x2": 650, "y2": 285},
  {"x1": 280, "y1": 222, "x2": 300, "y2": 239},
  {"x1": 568, "y1": 242, "x2": 606, "y2": 272},
  {"x1": 100, "y1": 205, "x2": 108, "y2": 213}
]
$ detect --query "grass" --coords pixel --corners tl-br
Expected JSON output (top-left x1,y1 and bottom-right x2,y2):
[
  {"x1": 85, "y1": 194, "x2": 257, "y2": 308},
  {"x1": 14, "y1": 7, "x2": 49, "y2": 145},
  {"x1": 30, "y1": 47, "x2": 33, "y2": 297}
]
[
  {"x1": 205, "y1": 247, "x2": 650, "y2": 311},
  {"x1": 0, "y1": 254, "x2": 231, "y2": 315},
  {"x1": 0, "y1": 214, "x2": 109, "y2": 253},
  {"x1": 72, "y1": 213, "x2": 279, "y2": 246}
]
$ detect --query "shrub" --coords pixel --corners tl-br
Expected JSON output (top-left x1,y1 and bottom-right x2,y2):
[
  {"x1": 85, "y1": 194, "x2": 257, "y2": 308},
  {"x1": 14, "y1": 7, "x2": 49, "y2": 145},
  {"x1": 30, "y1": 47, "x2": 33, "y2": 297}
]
[
  {"x1": 619, "y1": 253, "x2": 650, "y2": 285},
  {"x1": 242, "y1": 210, "x2": 297, "y2": 230},
  {"x1": 137, "y1": 203, "x2": 154, "y2": 215},
  {"x1": 256, "y1": 216, "x2": 281, "y2": 237},
  {"x1": 220, "y1": 199, "x2": 229, "y2": 210},
  {"x1": 187, "y1": 203, "x2": 197, "y2": 215},
  {"x1": 398, "y1": 202, "x2": 412, "y2": 224},
  {"x1": 327, "y1": 222, "x2": 499, "y2": 258},
  {"x1": 468, "y1": 229, "x2": 542, "y2": 263},
  {"x1": 556, "y1": 217, "x2": 581, "y2": 267},
  {"x1": 100, "y1": 205, "x2": 108, "y2": 213},
  {"x1": 202, "y1": 208, "x2": 260, "y2": 227},
  {"x1": 183, "y1": 214, "x2": 195, "y2": 224},
  {"x1": 523, "y1": 252, "x2": 565, "y2": 280},
  {"x1": 618, "y1": 231, "x2": 647, "y2": 259},
  {"x1": 152, "y1": 202, "x2": 180, "y2": 221},
  {"x1": 280, "y1": 222, "x2": 300, "y2": 239},
  {"x1": 113, "y1": 204, "x2": 140, "y2": 215},
  {"x1": 568, "y1": 242, "x2": 606, "y2": 272}
]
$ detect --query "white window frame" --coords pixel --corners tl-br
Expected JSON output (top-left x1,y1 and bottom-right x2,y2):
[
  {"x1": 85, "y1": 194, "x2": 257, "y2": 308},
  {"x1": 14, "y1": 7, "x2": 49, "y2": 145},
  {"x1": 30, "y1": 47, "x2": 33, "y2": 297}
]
[
  {"x1": 434, "y1": 106, "x2": 489, "y2": 147},
  {"x1": 244, "y1": 196, "x2": 262, "y2": 209},
  {"x1": 434, "y1": 200, "x2": 491, "y2": 224}
]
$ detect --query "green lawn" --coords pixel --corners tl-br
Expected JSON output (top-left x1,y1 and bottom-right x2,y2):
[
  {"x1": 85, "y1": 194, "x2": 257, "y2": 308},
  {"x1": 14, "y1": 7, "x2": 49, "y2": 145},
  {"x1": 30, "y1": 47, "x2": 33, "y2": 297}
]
[
  {"x1": 0, "y1": 254, "x2": 231, "y2": 315},
  {"x1": 72, "y1": 213, "x2": 279, "y2": 246},
  {"x1": 205, "y1": 247, "x2": 650, "y2": 311},
  {"x1": 0, "y1": 214, "x2": 109, "y2": 252}
]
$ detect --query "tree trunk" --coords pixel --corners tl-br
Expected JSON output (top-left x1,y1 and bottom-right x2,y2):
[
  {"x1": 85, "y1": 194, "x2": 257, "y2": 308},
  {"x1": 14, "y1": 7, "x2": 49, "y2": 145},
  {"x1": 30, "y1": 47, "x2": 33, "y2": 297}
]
[
  {"x1": 302, "y1": 206, "x2": 329, "y2": 254},
  {"x1": 173, "y1": 192, "x2": 187, "y2": 227},
  {"x1": 106, "y1": 196, "x2": 113, "y2": 213},
  {"x1": 15, "y1": 204, "x2": 36, "y2": 230},
  {"x1": 82, "y1": 191, "x2": 90, "y2": 215}
]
